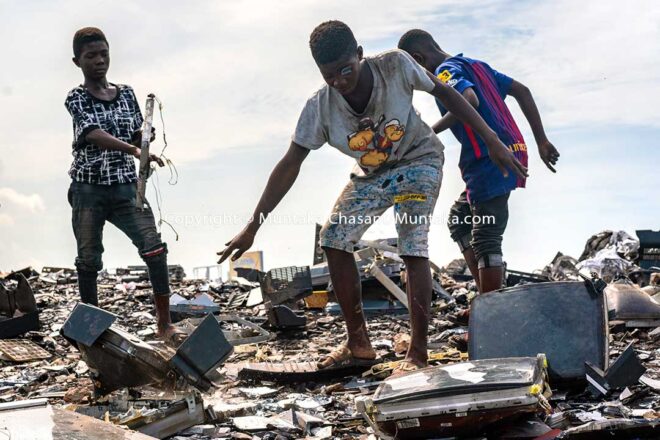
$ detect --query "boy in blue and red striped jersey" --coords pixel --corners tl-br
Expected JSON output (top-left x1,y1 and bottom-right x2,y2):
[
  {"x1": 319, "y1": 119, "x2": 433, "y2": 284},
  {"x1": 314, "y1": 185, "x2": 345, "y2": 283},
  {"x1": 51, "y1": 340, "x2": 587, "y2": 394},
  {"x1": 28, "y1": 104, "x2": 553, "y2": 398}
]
[{"x1": 399, "y1": 30, "x2": 560, "y2": 302}]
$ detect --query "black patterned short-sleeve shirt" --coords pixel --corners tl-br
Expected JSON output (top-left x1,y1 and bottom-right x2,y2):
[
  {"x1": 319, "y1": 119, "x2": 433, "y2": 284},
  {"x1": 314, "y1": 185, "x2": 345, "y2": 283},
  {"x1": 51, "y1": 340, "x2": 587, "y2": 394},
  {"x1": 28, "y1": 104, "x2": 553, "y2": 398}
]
[{"x1": 65, "y1": 84, "x2": 143, "y2": 185}]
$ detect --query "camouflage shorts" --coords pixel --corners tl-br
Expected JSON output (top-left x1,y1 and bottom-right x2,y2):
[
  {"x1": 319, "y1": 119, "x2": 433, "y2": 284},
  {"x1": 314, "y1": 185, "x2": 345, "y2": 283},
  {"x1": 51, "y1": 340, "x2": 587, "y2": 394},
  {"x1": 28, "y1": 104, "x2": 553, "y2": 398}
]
[{"x1": 320, "y1": 161, "x2": 442, "y2": 258}]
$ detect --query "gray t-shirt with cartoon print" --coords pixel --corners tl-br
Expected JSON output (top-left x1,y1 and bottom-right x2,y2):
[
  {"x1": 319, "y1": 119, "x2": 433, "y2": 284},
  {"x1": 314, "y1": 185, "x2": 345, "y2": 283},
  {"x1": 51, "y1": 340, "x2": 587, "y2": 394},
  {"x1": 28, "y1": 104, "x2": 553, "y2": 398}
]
[{"x1": 292, "y1": 49, "x2": 445, "y2": 176}]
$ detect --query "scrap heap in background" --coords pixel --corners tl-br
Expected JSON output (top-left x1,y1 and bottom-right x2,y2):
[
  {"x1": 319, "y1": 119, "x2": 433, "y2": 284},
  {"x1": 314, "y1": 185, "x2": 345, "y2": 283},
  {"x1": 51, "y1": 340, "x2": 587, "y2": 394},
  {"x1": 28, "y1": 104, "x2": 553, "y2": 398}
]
[{"x1": 0, "y1": 229, "x2": 659, "y2": 439}]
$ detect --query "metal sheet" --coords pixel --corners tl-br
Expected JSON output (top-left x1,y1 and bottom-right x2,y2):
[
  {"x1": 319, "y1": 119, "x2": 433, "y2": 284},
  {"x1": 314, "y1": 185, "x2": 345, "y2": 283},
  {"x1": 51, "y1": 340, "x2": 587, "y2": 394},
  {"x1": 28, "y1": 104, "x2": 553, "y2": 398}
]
[
  {"x1": 238, "y1": 360, "x2": 377, "y2": 383},
  {"x1": 0, "y1": 339, "x2": 51, "y2": 362},
  {"x1": 0, "y1": 405, "x2": 156, "y2": 440},
  {"x1": 216, "y1": 315, "x2": 271, "y2": 346},
  {"x1": 126, "y1": 397, "x2": 205, "y2": 439}
]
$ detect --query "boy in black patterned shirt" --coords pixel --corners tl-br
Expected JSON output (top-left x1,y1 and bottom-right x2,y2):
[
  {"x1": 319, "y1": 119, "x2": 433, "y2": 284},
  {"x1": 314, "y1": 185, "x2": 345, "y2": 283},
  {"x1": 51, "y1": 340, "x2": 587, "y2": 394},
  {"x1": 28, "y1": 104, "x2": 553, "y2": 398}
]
[{"x1": 65, "y1": 27, "x2": 182, "y2": 343}]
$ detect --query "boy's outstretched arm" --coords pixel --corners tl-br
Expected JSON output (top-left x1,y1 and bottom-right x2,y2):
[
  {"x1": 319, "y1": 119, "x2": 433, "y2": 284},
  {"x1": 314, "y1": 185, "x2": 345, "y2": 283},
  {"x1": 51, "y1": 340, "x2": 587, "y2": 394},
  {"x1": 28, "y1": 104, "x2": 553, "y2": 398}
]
[
  {"x1": 217, "y1": 142, "x2": 310, "y2": 263},
  {"x1": 426, "y1": 72, "x2": 527, "y2": 179},
  {"x1": 508, "y1": 79, "x2": 560, "y2": 172},
  {"x1": 432, "y1": 88, "x2": 479, "y2": 134},
  {"x1": 86, "y1": 129, "x2": 164, "y2": 166}
]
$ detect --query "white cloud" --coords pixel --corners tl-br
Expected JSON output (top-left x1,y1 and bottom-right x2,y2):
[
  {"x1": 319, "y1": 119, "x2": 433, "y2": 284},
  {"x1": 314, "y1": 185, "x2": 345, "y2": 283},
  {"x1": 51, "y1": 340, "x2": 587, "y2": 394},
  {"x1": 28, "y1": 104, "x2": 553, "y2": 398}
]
[
  {"x1": 0, "y1": 187, "x2": 46, "y2": 212},
  {"x1": 482, "y1": 0, "x2": 660, "y2": 128},
  {"x1": 0, "y1": 214, "x2": 14, "y2": 226},
  {"x1": 0, "y1": 0, "x2": 657, "y2": 183}
]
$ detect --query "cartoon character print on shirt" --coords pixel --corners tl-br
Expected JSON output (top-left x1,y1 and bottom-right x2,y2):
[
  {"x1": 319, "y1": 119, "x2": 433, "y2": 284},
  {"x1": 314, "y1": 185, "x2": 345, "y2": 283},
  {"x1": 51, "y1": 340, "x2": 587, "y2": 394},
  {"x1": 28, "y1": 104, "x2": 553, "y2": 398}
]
[{"x1": 347, "y1": 115, "x2": 406, "y2": 168}]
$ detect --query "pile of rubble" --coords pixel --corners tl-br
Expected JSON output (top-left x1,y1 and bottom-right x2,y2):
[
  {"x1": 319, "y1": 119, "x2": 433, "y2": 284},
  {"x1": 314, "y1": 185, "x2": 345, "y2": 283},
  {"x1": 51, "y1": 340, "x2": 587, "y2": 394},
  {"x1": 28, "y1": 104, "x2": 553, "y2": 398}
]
[{"x1": 0, "y1": 229, "x2": 659, "y2": 439}]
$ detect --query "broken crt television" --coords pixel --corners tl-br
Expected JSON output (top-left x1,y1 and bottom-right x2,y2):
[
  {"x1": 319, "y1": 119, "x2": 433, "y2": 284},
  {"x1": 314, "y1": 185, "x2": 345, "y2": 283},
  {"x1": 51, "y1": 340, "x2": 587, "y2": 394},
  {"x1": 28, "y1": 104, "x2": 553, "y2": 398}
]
[{"x1": 355, "y1": 355, "x2": 550, "y2": 440}]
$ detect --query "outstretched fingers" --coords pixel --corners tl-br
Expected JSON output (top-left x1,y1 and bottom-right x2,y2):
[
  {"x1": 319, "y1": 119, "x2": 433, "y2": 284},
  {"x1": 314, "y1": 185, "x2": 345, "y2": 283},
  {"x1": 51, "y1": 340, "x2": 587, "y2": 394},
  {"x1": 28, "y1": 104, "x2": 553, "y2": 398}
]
[
  {"x1": 217, "y1": 242, "x2": 237, "y2": 264},
  {"x1": 492, "y1": 152, "x2": 528, "y2": 179},
  {"x1": 510, "y1": 155, "x2": 529, "y2": 178},
  {"x1": 217, "y1": 238, "x2": 250, "y2": 264},
  {"x1": 542, "y1": 157, "x2": 557, "y2": 173}
]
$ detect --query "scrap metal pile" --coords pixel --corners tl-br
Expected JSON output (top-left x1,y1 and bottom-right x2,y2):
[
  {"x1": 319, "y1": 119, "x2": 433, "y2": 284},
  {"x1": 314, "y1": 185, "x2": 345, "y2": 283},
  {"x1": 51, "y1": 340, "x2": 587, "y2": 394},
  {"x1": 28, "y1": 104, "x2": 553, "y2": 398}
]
[{"x1": 0, "y1": 229, "x2": 659, "y2": 439}]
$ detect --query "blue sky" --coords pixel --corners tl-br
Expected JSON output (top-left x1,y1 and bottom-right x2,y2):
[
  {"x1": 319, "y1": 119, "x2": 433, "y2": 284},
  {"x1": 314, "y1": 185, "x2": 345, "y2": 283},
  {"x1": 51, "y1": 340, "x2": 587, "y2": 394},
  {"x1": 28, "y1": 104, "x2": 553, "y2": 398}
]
[{"x1": 0, "y1": 0, "x2": 658, "y2": 276}]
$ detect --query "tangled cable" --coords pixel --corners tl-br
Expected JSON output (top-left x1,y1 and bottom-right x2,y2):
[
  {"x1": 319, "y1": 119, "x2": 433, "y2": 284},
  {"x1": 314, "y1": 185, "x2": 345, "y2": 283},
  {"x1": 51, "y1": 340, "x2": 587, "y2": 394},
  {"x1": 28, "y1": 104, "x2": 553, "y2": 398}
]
[{"x1": 149, "y1": 95, "x2": 179, "y2": 241}]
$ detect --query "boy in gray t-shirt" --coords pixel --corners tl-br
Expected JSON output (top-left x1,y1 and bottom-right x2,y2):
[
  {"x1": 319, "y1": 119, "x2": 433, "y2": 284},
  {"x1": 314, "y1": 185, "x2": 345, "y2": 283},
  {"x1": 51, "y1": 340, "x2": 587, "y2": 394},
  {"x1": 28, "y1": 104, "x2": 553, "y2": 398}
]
[{"x1": 218, "y1": 21, "x2": 526, "y2": 376}]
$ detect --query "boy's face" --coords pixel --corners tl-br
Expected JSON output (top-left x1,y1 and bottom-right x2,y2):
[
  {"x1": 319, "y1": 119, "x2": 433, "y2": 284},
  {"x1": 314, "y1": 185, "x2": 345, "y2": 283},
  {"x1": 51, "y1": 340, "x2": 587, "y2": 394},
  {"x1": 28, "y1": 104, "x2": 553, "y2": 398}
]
[
  {"x1": 73, "y1": 40, "x2": 110, "y2": 80},
  {"x1": 409, "y1": 46, "x2": 435, "y2": 72},
  {"x1": 318, "y1": 48, "x2": 362, "y2": 96}
]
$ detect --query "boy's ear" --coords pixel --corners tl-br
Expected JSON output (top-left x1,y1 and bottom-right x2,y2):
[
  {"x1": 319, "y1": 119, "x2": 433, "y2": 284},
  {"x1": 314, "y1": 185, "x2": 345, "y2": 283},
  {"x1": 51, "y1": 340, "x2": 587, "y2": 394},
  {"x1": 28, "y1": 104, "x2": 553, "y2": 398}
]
[
  {"x1": 72, "y1": 57, "x2": 80, "y2": 68},
  {"x1": 412, "y1": 53, "x2": 425, "y2": 65},
  {"x1": 357, "y1": 45, "x2": 363, "y2": 60}
]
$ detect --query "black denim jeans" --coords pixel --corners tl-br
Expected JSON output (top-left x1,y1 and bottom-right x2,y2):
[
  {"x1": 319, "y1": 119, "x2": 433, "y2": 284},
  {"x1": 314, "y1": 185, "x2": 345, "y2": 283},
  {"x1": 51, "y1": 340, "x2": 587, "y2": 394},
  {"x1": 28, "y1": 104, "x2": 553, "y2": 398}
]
[
  {"x1": 68, "y1": 181, "x2": 170, "y2": 305},
  {"x1": 447, "y1": 190, "x2": 510, "y2": 268}
]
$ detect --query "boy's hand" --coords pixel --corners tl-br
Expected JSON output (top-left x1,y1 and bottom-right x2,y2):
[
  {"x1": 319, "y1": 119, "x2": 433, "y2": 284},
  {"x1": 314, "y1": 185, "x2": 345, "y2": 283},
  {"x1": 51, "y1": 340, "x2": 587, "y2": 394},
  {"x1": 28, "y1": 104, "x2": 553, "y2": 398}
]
[
  {"x1": 485, "y1": 136, "x2": 528, "y2": 179},
  {"x1": 538, "y1": 140, "x2": 560, "y2": 173},
  {"x1": 133, "y1": 148, "x2": 165, "y2": 167},
  {"x1": 149, "y1": 153, "x2": 165, "y2": 167},
  {"x1": 217, "y1": 228, "x2": 256, "y2": 263},
  {"x1": 132, "y1": 127, "x2": 157, "y2": 147}
]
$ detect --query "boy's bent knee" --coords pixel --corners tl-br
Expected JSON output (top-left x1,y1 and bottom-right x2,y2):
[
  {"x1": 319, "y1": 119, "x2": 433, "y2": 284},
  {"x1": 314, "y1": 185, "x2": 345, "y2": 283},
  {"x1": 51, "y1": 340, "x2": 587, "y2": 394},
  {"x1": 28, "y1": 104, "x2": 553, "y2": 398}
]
[
  {"x1": 471, "y1": 232, "x2": 503, "y2": 268},
  {"x1": 140, "y1": 242, "x2": 168, "y2": 262},
  {"x1": 477, "y1": 254, "x2": 504, "y2": 269},
  {"x1": 75, "y1": 256, "x2": 103, "y2": 273},
  {"x1": 321, "y1": 246, "x2": 354, "y2": 259},
  {"x1": 319, "y1": 236, "x2": 355, "y2": 254},
  {"x1": 453, "y1": 233, "x2": 472, "y2": 252},
  {"x1": 400, "y1": 255, "x2": 430, "y2": 267}
]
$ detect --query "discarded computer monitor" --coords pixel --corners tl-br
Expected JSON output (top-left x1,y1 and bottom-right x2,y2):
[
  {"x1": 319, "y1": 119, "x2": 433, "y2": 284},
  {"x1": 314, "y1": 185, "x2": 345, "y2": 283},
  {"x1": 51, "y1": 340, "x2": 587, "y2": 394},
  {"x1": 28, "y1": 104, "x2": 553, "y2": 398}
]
[
  {"x1": 0, "y1": 273, "x2": 40, "y2": 338},
  {"x1": 62, "y1": 304, "x2": 233, "y2": 394},
  {"x1": 260, "y1": 266, "x2": 312, "y2": 329},
  {"x1": 61, "y1": 304, "x2": 173, "y2": 395},
  {"x1": 469, "y1": 280, "x2": 609, "y2": 385},
  {"x1": 355, "y1": 355, "x2": 550, "y2": 440}
]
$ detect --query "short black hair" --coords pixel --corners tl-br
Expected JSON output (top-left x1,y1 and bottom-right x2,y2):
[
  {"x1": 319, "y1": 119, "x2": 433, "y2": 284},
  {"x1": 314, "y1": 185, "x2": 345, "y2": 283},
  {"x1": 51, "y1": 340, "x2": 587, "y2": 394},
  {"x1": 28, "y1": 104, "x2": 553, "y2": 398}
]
[
  {"x1": 398, "y1": 29, "x2": 437, "y2": 54},
  {"x1": 73, "y1": 27, "x2": 108, "y2": 58},
  {"x1": 309, "y1": 20, "x2": 357, "y2": 65}
]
